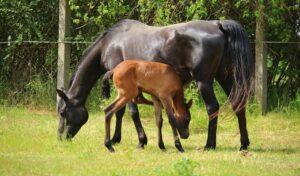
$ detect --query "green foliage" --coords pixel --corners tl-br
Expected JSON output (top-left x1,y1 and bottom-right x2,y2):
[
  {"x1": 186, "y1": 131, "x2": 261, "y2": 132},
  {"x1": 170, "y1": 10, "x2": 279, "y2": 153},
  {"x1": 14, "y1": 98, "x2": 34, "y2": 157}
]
[
  {"x1": 0, "y1": 0, "x2": 299, "y2": 112},
  {"x1": 24, "y1": 75, "x2": 56, "y2": 109},
  {"x1": 173, "y1": 157, "x2": 199, "y2": 176}
]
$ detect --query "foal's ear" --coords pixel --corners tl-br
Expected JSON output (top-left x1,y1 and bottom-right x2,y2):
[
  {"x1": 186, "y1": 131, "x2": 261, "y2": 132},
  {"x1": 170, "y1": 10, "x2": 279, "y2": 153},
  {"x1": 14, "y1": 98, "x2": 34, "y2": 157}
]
[
  {"x1": 187, "y1": 99, "x2": 193, "y2": 109},
  {"x1": 56, "y1": 89, "x2": 68, "y2": 102}
]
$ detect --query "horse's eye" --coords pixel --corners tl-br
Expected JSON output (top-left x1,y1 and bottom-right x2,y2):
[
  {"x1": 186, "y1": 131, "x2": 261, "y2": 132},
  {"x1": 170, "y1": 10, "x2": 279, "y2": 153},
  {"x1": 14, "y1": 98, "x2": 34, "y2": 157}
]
[{"x1": 59, "y1": 110, "x2": 66, "y2": 117}]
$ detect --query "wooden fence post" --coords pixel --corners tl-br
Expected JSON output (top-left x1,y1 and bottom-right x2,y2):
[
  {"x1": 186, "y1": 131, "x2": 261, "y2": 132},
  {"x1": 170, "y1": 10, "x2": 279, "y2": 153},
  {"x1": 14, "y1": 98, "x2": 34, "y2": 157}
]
[
  {"x1": 57, "y1": 0, "x2": 71, "y2": 106},
  {"x1": 255, "y1": 0, "x2": 267, "y2": 115}
]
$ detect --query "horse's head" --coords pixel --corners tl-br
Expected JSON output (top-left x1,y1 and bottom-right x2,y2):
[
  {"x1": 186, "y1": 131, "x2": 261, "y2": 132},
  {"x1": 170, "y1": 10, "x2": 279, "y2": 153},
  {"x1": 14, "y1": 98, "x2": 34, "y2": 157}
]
[
  {"x1": 175, "y1": 99, "x2": 193, "y2": 139},
  {"x1": 56, "y1": 89, "x2": 88, "y2": 140}
]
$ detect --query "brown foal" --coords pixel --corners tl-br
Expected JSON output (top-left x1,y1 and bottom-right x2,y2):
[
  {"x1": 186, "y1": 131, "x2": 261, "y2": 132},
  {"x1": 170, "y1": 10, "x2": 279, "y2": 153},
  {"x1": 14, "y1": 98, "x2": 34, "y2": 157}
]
[{"x1": 102, "y1": 60, "x2": 192, "y2": 152}]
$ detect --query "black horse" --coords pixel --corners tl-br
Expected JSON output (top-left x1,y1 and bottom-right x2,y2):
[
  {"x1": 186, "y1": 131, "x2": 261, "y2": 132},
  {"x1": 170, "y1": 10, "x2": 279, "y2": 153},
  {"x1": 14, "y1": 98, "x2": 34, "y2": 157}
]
[{"x1": 56, "y1": 19, "x2": 254, "y2": 151}]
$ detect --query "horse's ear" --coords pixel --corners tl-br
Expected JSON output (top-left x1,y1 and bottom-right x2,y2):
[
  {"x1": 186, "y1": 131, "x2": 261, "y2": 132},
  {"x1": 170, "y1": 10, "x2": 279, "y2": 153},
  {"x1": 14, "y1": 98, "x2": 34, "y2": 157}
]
[
  {"x1": 187, "y1": 99, "x2": 193, "y2": 109},
  {"x1": 56, "y1": 89, "x2": 68, "y2": 102}
]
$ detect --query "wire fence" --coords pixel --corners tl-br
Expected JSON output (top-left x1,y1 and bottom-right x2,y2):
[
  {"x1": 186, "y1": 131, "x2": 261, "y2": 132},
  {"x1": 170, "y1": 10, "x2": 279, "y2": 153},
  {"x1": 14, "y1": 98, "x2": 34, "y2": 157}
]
[{"x1": 0, "y1": 40, "x2": 299, "y2": 109}]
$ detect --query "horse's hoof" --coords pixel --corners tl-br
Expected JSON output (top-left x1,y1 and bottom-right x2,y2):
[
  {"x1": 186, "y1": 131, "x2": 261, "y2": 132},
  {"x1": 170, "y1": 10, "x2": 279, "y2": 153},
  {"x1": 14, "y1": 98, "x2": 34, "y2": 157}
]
[
  {"x1": 240, "y1": 149, "x2": 248, "y2": 156},
  {"x1": 204, "y1": 144, "x2": 216, "y2": 151},
  {"x1": 111, "y1": 137, "x2": 121, "y2": 145},
  {"x1": 136, "y1": 143, "x2": 145, "y2": 149},
  {"x1": 240, "y1": 146, "x2": 249, "y2": 156},
  {"x1": 140, "y1": 136, "x2": 148, "y2": 145},
  {"x1": 240, "y1": 145, "x2": 248, "y2": 151},
  {"x1": 159, "y1": 143, "x2": 166, "y2": 150}
]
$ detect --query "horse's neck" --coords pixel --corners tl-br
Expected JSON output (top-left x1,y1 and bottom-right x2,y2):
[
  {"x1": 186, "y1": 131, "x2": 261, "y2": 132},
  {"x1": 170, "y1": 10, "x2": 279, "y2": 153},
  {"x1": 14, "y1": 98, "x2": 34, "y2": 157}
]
[{"x1": 68, "y1": 52, "x2": 102, "y2": 105}]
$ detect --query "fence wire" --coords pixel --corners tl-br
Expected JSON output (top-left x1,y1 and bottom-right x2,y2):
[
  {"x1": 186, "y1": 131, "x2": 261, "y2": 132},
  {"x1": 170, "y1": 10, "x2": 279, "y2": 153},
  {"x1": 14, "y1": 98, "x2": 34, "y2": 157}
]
[{"x1": 0, "y1": 40, "x2": 299, "y2": 108}]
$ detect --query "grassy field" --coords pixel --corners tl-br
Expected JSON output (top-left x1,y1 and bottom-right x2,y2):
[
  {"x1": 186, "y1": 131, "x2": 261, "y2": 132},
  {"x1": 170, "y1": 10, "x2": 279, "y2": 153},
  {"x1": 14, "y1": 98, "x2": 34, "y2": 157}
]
[{"x1": 0, "y1": 105, "x2": 300, "y2": 176}]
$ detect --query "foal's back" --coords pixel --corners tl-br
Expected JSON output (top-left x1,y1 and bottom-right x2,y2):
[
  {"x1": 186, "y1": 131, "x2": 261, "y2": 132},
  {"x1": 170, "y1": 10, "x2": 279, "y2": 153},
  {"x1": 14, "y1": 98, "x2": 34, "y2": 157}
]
[{"x1": 113, "y1": 60, "x2": 182, "y2": 97}]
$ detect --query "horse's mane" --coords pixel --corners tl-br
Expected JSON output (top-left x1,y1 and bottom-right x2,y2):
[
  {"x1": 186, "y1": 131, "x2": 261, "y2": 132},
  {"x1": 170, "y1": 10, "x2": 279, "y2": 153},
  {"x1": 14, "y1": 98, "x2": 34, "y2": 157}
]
[
  {"x1": 68, "y1": 35, "x2": 103, "y2": 87},
  {"x1": 68, "y1": 19, "x2": 144, "y2": 87}
]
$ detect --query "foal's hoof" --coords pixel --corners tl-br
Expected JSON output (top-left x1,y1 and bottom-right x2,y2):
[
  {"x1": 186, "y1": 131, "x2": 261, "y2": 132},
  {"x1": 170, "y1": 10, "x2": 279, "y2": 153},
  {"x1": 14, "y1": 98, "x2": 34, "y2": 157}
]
[
  {"x1": 105, "y1": 141, "x2": 115, "y2": 152},
  {"x1": 177, "y1": 147, "x2": 185, "y2": 153},
  {"x1": 106, "y1": 146, "x2": 115, "y2": 152},
  {"x1": 175, "y1": 140, "x2": 184, "y2": 153},
  {"x1": 136, "y1": 143, "x2": 145, "y2": 149}
]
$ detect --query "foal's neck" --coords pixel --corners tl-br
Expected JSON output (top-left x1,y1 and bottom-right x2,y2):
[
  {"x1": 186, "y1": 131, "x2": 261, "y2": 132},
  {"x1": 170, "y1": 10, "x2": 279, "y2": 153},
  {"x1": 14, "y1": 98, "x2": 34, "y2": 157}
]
[{"x1": 173, "y1": 90, "x2": 186, "y2": 116}]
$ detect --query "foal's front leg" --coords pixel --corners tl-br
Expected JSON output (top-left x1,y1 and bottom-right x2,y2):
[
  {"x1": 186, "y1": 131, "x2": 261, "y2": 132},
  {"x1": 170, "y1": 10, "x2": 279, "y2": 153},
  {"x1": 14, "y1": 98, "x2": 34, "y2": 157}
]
[
  {"x1": 161, "y1": 98, "x2": 184, "y2": 152},
  {"x1": 152, "y1": 96, "x2": 165, "y2": 150}
]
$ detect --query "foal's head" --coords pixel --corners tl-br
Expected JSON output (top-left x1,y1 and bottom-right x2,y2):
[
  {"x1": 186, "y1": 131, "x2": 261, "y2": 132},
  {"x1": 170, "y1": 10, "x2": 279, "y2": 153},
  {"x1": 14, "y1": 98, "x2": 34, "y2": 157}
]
[
  {"x1": 56, "y1": 89, "x2": 88, "y2": 140},
  {"x1": 175, "y1": 99, "x2": 193, "y2": 139}
]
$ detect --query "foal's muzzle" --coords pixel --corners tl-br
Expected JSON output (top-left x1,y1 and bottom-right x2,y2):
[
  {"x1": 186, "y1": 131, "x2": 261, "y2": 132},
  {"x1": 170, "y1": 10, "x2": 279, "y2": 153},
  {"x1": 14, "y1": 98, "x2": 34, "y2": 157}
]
[{"x1": 178, "y1": 129, "x2": 189, "y2": 139}]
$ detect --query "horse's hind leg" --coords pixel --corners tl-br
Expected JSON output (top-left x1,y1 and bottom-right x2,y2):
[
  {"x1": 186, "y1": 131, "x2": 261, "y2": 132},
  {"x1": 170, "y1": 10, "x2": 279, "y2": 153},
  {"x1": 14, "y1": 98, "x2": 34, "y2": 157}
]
[
  {"x1": 197, "y1": 81, "x2": 220, "y2": 150},
  {"x1": 111, "y1": 106, "x2": 126, "y2": 145},
  {"x1": 217, "y1": 77, "x2": 250, "y2": 151},
  {"x1": 160, "y1": 97, "x2": 184, "y2": 152},
  {"x1": 127, "y1": 102, "x2": 148, "y2": 149},
  {"x1": 152, "y1": 96, "x2": 165, "y2": 150}
]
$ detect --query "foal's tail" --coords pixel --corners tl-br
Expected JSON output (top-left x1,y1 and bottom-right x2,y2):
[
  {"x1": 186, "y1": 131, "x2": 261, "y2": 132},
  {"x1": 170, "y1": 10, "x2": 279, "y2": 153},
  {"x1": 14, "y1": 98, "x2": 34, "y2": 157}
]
[
  {"x1": 101, "y1": 70, "x2": 114, "y2": 99},
  {"x1": 219, "y1": 20, "x2": 255, "y2": 110}
]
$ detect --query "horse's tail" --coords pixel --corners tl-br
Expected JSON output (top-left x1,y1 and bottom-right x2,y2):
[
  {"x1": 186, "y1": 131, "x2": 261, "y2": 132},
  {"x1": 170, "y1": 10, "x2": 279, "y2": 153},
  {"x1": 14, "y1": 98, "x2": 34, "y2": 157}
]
[
  {"x1": 219, "y1": 20, "x2": 255, "y2": 110},
  {"x1": 101, "y1": 70, "x2": 114, "y2": 99}
]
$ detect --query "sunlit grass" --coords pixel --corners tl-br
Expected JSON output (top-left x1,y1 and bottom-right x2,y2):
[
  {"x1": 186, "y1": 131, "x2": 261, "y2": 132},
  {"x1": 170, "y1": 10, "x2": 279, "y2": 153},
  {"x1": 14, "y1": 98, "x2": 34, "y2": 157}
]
[{"x1": 0, "y1": 106, "x2": 300, "y2": 175}]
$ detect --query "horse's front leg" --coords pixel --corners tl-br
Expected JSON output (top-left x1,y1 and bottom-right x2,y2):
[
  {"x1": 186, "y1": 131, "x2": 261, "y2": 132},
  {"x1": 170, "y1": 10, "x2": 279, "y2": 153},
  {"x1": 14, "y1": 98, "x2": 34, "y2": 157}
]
[
  {"x1": 127, "y1": 102, "x2": 148, "y2": 149},
  {"x1": 161, "y1": 98, "x2": 184, "y2": 152}
]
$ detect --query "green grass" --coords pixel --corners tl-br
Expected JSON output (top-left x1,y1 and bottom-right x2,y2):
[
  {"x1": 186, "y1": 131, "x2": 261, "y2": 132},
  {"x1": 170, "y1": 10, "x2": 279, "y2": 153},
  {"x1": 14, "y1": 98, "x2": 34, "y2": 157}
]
[{"x1": 0, "y1": 106, "x2": 300, "y2": 176}]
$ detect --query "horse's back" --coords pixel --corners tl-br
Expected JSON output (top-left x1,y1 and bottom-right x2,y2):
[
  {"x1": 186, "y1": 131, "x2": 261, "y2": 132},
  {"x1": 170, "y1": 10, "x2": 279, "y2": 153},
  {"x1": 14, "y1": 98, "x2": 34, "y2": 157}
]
[{"x1": 101, "y1": 20, "x2": 226, "y2": 80}]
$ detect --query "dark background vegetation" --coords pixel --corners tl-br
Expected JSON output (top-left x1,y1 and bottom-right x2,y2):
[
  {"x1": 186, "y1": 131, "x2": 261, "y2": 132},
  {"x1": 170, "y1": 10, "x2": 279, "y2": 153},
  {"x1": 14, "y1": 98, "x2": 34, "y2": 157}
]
[{"x1": 0, "y1": 0, "x2": 299, "y2": 112}]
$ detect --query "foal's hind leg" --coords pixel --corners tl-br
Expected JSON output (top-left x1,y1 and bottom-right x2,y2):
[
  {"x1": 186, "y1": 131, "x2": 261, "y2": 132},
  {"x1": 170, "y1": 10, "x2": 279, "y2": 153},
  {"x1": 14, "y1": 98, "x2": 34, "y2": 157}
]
[
  {"x1": 152, "y1": 96, "x2": 165, "y2": 150},
  {"x1": 160, "y1": 97, "x2": 184, "y2": 152},
  {"x1": 104, "y1": 96, "x2": 130, "y2": 152}
]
